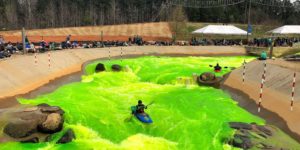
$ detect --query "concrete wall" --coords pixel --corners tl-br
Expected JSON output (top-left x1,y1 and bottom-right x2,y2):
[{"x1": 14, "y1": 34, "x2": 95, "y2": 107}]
[
  {"x1": 0, "y1": 46, "x2": 246, "y2": 99},
  {"x1": 224, "y1": 59, "x2": 300, "y2": 137}
]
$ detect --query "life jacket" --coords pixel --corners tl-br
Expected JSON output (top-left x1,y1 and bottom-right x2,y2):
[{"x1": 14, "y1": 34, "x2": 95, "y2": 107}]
[{"x1": 136, "y1": 104, "x2": 146, "y2": 113}]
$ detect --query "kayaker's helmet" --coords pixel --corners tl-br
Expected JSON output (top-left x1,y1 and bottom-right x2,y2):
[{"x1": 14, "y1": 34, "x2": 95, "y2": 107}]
[{"x1": 138, "y1": 100, "x2": 142, "y2": 104}]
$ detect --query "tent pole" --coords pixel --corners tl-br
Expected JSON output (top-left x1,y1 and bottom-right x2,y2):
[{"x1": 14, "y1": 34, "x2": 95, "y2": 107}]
[{"x1": 247, "y1": 0, "x2": 251, "y2": 42}]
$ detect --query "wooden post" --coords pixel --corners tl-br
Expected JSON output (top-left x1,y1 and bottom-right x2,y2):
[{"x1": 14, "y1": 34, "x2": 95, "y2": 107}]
[{"x1": 22, "y1": 27, "x2": 26, "y2": 54}]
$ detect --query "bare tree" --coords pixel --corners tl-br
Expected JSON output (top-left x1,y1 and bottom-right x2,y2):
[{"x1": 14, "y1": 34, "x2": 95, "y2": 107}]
[{"x1": 169, "y1": 6, "x2": 188, "y2": 41}]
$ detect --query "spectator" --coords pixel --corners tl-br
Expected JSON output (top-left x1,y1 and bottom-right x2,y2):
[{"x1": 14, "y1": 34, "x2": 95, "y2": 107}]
[
  {"x1": 72, "y1": 41, "x2": 78, "y2": 48},
  {"x1": 96, "y1": 41, "x2": 102, "y2": 48},
  {"x1": 0, "y1": 36, "x2": 5, "y2": 51},
  {"x1": 249, "y1": 37, "x2": 299, "y2": 47},
  {"x1": 6, "y1": 42, "x2": 15, "y2": 54},
  {"x1": 50, "y1": 42, "x2": 55, "y2": 50},
  {"x1": 40, "y1": 40, "x2": 46, "y2": 52},
  {"x1": 27, "y1": 43, "x2": 36, "y2": 53},
  {"x1": 16, "y1": 42, "x2": 22, "y2": 51},
  {"x1": 66, "y1": 35, "x2": 72, "y2": 48},
  {"x1": 66, "y1": 35, "x2": 71, "y2": 42}
]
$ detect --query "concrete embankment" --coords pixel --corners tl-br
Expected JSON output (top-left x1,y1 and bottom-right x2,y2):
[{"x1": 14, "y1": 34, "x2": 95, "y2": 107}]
[
  {"x1": 223, "y1": 59, "x2": 300, "y2": 140},
  {"x1": 0, "y1": 46, "x2": 246, "y2": 100}
]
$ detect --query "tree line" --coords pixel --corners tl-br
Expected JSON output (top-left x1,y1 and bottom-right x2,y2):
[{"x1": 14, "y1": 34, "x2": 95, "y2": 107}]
[{"x1": 0, "y1": 0, "x2": 299, "y2": 30}]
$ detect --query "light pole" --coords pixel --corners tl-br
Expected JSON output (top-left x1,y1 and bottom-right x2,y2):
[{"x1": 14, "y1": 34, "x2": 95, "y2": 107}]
[
  {"x1": 269, "y1": 35, "x2": 274, "y2": 59},
  {"x1": 247, "y1": 0, "x2": 252, "y2": 42}
]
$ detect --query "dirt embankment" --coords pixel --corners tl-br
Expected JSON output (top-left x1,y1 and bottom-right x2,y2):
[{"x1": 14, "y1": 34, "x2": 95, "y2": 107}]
[
  {"x1": 0, "y1": 22, "x2": 172, "y2": 43},
  {"x1": 223, "y1": 59, "x2": 300, "y2": 141}
]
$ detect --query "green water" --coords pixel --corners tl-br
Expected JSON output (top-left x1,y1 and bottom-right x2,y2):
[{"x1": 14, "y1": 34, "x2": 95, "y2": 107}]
[{"x1": 0, "y1": 56, "x2": 264, "y2": 150}]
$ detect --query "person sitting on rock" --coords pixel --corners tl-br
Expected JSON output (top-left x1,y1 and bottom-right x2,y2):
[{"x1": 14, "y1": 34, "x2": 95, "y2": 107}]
[
  {"x1": 214, "y1": 63, "x2": 222, "y2": 72},
  {"x1": 136, "y1": 100, "x2": 147, "y2": 114}
]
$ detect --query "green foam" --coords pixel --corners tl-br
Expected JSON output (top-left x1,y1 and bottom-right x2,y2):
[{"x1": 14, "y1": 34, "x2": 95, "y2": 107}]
[{"x1": 1, "y1": 56, "x2": 264, "y2": 150}]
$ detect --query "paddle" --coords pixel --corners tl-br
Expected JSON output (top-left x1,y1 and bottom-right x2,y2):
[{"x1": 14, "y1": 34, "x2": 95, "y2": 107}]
[
  {"x1": 146, "y1": 101, "x2": 155, "y2": 108},
  {"x1": 124, "y1": 101, "x2": 155, "y2": 122}
]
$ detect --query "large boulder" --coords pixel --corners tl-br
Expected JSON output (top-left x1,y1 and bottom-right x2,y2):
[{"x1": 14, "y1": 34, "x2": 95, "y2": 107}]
[
  {"x1": 38, "y1": 113, "x2": 64, "y2": 134},
  {"x1": 95, "y1": 63, "x2": 105, "y2": 72},
  {"x1": 21, "y1": 137, "x2": 39, "y2": 143},
  {"x1": 2, "y1": 104, "x2": 65, "y2": 143},
  {"x1": 197, "y1": 72, "x2": 222, "y2": 86},
  {"x1": 260, "y1": 143, "x2": 274, "y2": 149},
  {"x1": 256, "y1": 125, "x2": 273, "y2": 136},
  {"x1": 229, "y1": 122, "x2": 253, "y2": 130},
  {"x1": 232, "y1": 134, "x2": 253, "y2": 149},
  {"x1": 17, "y1": 111, "x2": 47, "y2": 124},
  {"x1": 4, "y1": 120, "x2": 38, "y2": 138},
  {"x1": 111, "y1": 64, "x2": 122, "y2": 72},
  {"x1": 38, "y1": 105, "x2": 65, "y2": 115},
  {"x1": 199, "y1": 72, "x2": 216, "y2": 81},
  {"x1": 56, "y1": 129, "x2": 76, "y2": 144},
  {"x1": 37, "y1": 103, "x2": 50, "y2": 107}
]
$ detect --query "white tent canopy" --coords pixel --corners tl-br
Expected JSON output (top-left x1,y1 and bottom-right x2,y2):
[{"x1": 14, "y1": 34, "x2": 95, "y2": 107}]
[
  {"x1": 268, "y1": 25, "x2": 300, "y2": 34},
  {"x1": 192, "y1": 25, "x2": 248, "y2": 35}
]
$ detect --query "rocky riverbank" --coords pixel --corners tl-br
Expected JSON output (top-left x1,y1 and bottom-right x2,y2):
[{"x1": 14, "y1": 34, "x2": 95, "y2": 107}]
[
  {"x1": 0, "y1": 104, "x2": 74, "y2": 144},
  {"x1": 228, "y1": 122, "x2": 293, "y2": 149}
]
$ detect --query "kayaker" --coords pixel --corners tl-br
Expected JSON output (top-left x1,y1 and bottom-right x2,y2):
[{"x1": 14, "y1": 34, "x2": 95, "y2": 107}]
[
  {"x1": 258, "y1": 51, "x2": 267, "y2": 60},
  {"x1": 214, "y1": 63, "x2": 222, "y2": 72},
  {"x1": 136, "y1": 100, "x2": 147, "y2": 114}
]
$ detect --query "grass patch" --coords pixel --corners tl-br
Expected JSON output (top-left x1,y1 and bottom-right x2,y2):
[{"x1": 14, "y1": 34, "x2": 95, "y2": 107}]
[{"x1": 277, "y1": 47, "x2": 300, "y2": 57}]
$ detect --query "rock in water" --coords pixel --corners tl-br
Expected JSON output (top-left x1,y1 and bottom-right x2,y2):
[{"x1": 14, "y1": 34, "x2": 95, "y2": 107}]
[
  {"x1": 232, "y1": 134, "x2": 253, "y2": 149},
  {"x1": 38, "y1": 113, "x2": 63, "y2": 134},
  {"x1": 199, "y1": 72, "x2": 216, "y2": 81},
  {"x1": 256, "y1": 125, "x2": 273, "y2": 136},
  {"x1": 39, "y1": 105, "x2": 65, "y2": 115},
  {"x1": 21, "y1": 137, "x2": 39, "y2": 143},
  {"x1": 229, "y1": 122, "x2": 253, "y2": 130},
  {"x1": 18, "y1": 111, "x2": 47, "y2": 124},
  {"x1": 111, "y1": 64, "x2": 122, "y2": 72},
  {"x1": 45, "y1": 135, "x2": 52, "y2": 142},
  {"x1": 37, "y1": 103, "x2": 50, "y2": 107},
  {"x1": 4, "y1": 120, "x2": 38, "y2": 138},
  {"x1": 57, "y1": 129, "x2": 76, "y2": 144},
  {"x1": 2, "y1": 104, "x2": 65, "y2": 142},
  {"x1": 95, "y1": 63, "x2": 105, "y2": 72},
  {"x1": 23, "y1": 107, "x2": 38, "y2": 112},
  {"x1": 197, "y1": 72, "x2": 222, "y2": 86}
]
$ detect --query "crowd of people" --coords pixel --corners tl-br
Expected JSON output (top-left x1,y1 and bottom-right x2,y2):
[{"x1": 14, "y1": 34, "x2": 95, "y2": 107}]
[
  {"x1": 248, "y1": 37, "x2": 300, "y2": 47},
  {"x1": 190, "y1": 37, "x2": 300, "y2": 47},
  {"x1": 0, "y1": 35, "x2": 137, "y2": 59},
  {"x1": 1, "y1": 34, "x2": 300, "y2": 60},
  {"x1": 190, "y1": 37, "x2": 244, "y2": 46},
  {"x1": 0, "y1": 34, "x2": 170, "y2": 60},
  {"x1": 0, "y1": 36, "x2": 12, "y2": 58}
]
